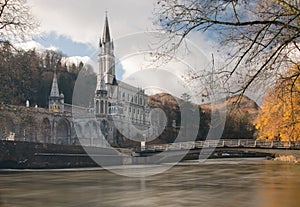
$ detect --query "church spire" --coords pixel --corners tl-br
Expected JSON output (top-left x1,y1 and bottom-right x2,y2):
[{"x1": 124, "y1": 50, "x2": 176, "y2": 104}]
[
  {"x1": 50, "y1": 71, "x2": 59, "y2": 97},
  {"x1": 49, "y1": 70, "x2": 64, "y2": 113},
  {"x1": 102, "y1": 12, "x2": 111, "y2": 44}
]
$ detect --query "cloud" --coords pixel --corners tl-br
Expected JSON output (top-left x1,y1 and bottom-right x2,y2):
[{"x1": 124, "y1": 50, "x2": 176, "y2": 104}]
[
  {"x1": 28, "y1": 0, "x2": 156, "y2": 46},
  {"x1": 15, "y1": 40, "x2": 45, "y2": 51},
  {"x1": 15, "y1": 40, "x2": 60, "y2": 52},
  {"x1": 15, "y1": 40, "x2": 96, "y2": 71},
  {"x1": 26, "y1": 1, "x2": 238, "y2": 103},
  {"x1": 112, "y1": 31, "x2": 214, "y2": 103}
]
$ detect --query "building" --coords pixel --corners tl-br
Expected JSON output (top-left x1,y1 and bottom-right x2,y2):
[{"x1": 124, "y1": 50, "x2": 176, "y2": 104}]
[
  {"x1": 94, "y1": 14, "x2": 149, "y2": 145},
  {"x1": 48, "y1": 14, "x2": 149, "y2": 146}
]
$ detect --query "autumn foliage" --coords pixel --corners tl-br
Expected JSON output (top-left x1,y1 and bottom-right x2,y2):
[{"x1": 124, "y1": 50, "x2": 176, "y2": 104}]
[{"x1": 254, "y1": 66, "x2": 300, "y2": 141}]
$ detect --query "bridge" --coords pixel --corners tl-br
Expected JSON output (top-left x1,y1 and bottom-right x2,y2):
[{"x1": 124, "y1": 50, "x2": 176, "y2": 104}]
[
  {"x1": 133, "y1": 139, "x2": 300, "y2": 164},
  {"x1": 146, "y1": 139, "x2": 300, "y2": 151}
]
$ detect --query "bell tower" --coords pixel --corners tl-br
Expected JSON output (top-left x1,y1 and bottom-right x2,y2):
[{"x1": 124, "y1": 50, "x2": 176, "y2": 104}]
[{"x1": 95, "y1": 12, "x2": 116, "y2": 116}]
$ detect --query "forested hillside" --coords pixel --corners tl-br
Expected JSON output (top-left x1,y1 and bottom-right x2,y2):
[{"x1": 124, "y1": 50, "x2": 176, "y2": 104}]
[{"x1": 146, "y1": 93, "x2": 259, "y2": 144}]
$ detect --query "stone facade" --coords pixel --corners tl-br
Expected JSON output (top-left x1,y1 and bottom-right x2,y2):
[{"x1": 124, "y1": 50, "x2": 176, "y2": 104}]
[{"x1": 0, "y1": 104, "x2": 75, "y2": 145}]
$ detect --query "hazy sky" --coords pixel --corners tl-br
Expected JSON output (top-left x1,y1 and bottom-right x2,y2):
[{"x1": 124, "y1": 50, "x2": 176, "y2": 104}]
[
  {"x1": 21, "y1": 0, "x2": 285, "y2": 106},
  {"x1": 24, "y1": 0, "x2": 223, "y2": 102},
  {"x1": 28, "y1": 0, "x2": 155, "y2": 50}
]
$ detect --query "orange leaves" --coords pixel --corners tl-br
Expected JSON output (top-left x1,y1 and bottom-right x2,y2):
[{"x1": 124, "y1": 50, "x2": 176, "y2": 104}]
[{"x1": 254, "y1": 65, "x2": 300, "y2": 141}]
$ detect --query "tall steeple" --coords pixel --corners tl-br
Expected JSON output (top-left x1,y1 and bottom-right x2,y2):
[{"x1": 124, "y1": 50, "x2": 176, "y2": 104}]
[
  {"x1": 98, "y1": 12, "x2": 116, "y2": 86},
  {"x1": 102, "y1": 13, "x2": 111, "y2": 44},
  {"x1": 95, "y1": 12, "x2": 115, "y2": 116}
]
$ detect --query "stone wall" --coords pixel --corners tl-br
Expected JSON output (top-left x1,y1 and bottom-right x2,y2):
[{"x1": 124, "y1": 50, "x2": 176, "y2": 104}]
[{"x1": 0, "y1": 103, "x2": 75, "y2": 145}]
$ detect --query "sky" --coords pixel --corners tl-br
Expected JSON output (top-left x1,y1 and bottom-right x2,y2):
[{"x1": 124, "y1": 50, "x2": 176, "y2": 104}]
[
  {"x1": 23, "y1": 0, "x2": 271, "y2": 106},
  {"x1": 26, "y1": 0, "x2": 159, "y2": 79},
  {"x1": 17, "y1": 0, "x2": 300, "y2": 107},
  {"x1": 27, "y1": 0, "x2": 156, "y2": 55},
  {"x1": 22, "y1": 0, "x2": 223, "y2": 103}
]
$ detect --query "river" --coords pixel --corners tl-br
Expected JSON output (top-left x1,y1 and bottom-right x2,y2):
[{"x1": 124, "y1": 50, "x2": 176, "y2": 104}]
[{"x1": 0, "y1": 158, "x2": 299, "y2": 207}]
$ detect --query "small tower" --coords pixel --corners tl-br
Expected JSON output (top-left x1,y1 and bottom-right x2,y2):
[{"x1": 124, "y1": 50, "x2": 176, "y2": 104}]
[{"x1": 49, "y1": 71, "x2": 64, "y2": 113}]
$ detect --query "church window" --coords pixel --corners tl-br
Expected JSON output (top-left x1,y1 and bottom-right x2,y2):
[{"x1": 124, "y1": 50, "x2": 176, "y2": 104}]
[
  {"x1": 96, "y1": 101, "x2": 100, "y2": 114},
  {"x1": 100, "y1": 100, "x2": 104, "y2": 114}
]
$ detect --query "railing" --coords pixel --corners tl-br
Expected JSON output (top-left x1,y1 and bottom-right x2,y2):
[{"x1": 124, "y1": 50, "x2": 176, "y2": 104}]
[{"x1": 145, "y1": 139, "x2": 300, "y2": 152}]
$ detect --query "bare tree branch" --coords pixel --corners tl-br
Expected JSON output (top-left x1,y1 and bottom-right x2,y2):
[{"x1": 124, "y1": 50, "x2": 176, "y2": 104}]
[
  {"x1": 0, "y1": 0, "x2": 39, "y2": 43},
  {"x1": 154, "y1": 0, "x2": 300, "y2": 100}
]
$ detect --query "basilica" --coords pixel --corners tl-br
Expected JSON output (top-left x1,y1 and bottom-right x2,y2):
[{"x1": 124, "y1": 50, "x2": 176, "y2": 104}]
[{"x1": 48, "y1": 14, "x2": 150, "y2": 146}]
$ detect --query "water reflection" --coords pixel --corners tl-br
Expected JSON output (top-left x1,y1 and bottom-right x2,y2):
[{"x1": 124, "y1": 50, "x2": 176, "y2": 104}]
[{"x1": 0, "y1": 159, "x2": 299, "y2": 207}]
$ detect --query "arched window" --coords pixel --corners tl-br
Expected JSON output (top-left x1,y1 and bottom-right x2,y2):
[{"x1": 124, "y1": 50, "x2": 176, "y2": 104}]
[
  {"x1": 135, "y1": 96, "x2": 138, "y2": 103},
  {"x1": 96, "y1": 101, "x2": 100, "y2": 114},
  {"x1": 100, "y1": 100, "x2": 104, "y2": 114}
]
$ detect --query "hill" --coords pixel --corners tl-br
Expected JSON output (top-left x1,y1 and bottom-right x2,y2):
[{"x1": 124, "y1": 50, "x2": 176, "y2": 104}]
[{"x1": 147, "y1": 93, "x2": 259, "y2": 143}]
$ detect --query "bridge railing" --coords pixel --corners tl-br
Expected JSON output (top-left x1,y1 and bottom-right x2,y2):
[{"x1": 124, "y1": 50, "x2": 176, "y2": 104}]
[{"x1": 145, "y1": 139, "x2": 300, "y2": 151}]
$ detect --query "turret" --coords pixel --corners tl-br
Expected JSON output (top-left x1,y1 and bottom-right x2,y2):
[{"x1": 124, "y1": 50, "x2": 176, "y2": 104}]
[{"x1": 49, "y1": 71, "x2": 64, "y2": 113}]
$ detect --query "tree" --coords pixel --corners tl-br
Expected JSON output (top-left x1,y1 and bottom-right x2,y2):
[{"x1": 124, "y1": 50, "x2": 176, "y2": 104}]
[
  {"x1": 0, "y1": 0, "x2": 38, "y2": 43},
  {"x1": 154, "y1": 0, "x2": 300, "y2": 95},
  {"x1": 254, "y1": 65, "x2": 300, "y2": 141}
]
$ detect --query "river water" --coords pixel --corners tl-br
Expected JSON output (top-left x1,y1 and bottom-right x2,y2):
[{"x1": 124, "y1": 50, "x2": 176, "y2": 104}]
[{"x1": 0, "y1": 158, "x2": 299, "y2": 207}]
